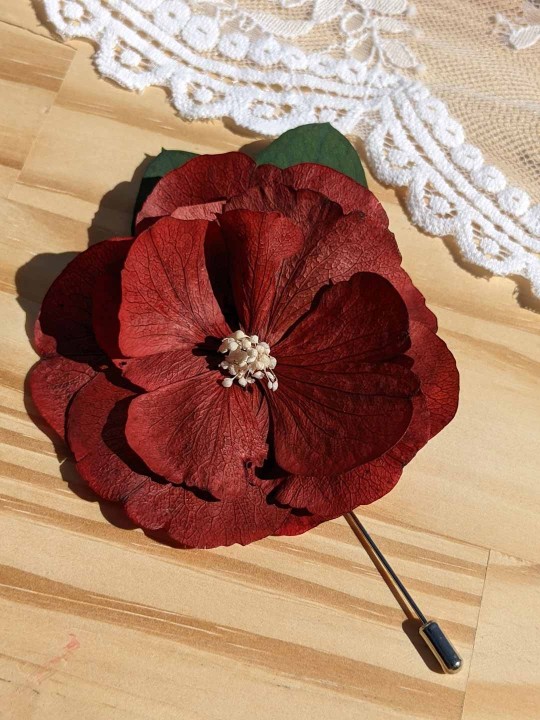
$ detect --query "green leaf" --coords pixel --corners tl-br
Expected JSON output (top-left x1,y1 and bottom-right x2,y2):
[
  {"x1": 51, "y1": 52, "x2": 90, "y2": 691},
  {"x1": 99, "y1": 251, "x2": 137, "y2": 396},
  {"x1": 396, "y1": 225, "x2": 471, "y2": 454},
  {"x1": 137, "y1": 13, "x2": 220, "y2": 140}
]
[
  {"x1": 256, "y1": 123, "x2": 367, "y2": 187},
  {"x1": 133, "y1": 149, "x2": 198, "y2": 229}
]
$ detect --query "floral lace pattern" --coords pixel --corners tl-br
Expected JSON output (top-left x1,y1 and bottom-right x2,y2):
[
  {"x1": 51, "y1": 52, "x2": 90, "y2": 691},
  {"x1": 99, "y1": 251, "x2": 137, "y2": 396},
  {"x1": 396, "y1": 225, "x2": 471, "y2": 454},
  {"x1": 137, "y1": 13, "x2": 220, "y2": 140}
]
[
  {"x1": 39, "y1": 0, "x2": 540, "y2": 299},
  {"x1": 495, "y1": 1, "x2": 540, "y2": 49}
]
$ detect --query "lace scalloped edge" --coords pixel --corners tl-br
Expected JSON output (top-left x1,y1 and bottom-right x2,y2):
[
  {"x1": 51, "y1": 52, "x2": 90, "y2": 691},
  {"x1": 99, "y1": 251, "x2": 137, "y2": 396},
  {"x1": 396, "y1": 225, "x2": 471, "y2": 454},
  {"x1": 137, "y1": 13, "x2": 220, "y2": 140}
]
[{"x1": 40, "y1": 0, "x2": 540, "y2": 301}]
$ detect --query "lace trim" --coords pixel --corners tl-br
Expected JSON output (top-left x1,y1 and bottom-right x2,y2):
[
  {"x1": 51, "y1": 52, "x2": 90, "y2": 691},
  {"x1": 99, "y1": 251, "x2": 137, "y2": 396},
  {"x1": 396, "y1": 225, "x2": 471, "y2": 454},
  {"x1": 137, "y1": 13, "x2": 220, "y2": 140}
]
[
  {"x1": 495, "y1": 2, "x2": 540, "y2": 50},
  {"x1": 40, "y1": 0, "x2": 540, "y2": 299}
]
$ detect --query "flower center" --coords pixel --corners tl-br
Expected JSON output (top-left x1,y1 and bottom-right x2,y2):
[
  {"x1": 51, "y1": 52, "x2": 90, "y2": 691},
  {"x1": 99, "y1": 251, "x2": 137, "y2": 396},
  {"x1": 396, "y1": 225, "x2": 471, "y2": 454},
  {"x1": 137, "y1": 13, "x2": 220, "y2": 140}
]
[{"x1": 219, "y1": 330, "x2": 278, "y2": 391}]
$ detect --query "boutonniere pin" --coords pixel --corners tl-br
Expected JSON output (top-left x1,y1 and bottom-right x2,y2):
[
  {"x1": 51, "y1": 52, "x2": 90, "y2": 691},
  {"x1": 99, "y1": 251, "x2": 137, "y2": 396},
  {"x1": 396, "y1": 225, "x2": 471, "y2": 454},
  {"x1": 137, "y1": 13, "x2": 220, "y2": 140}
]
[{"x1": 29, "y1": 124, "x2": 460, "y2": 673}]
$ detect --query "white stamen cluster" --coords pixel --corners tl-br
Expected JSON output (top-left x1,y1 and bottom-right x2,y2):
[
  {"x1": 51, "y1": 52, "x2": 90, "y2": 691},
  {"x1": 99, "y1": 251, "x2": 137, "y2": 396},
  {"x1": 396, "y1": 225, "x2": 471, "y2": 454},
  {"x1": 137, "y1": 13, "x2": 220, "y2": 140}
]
[{"x1": 219, "y1": 330, "x2": 278, "y2": 391}]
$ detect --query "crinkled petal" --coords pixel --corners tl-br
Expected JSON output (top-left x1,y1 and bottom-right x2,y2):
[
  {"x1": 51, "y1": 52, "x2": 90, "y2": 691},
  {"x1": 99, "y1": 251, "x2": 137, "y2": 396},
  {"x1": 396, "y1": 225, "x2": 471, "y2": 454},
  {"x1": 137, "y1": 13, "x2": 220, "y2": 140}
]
[
  {"x1": 255, "y1": 162, "x2": 383, "y2": 215},
  {"x1": 280, "y1": 163, "x2": 438, "y2": 331},
  {"x1": 407, "y1": 321, "x2": 459, "y2": 437},
  {"x1": 136, "y1": 152, "x2": 255, "y2": 230},
  {"x1": 226, "y1": 203, "x2": 415, "y2": 346},
  {"x1": 118, "y1": 217, "x2": 230, "y2": 357},
  {"x1": 269, "y1": 273, "x2": 418, "y2": 476},
  {"x1": 171, "y1": 201, "x2": 224, "y2": 221},
  {"x1": 275, "y1": 394, "x2": 429, "y2": 517},
  {"x1": 219, "y1": 209, "x2": 304, "y2": 336},
  {"x1": 67, "y1": 373, "x2": 153, "y2": 501},
  {"x1": 92, "y1": 266, "x2": 126, "y2": 360},
  {"x1": 119, "y1": 349, "x2": 200, "y2": 391},
  {"x1": 125, "y1": 353, "x2": 270, "y2": 499},
  {"x1": 29, "y1": 356, "x2": 97, "y2": 441},
  {"x1": 248, "y1": 165, "x2": 436, "y2": 332},
  {"x1": 164, "y1": 481, "x2": 290, "y2": 548},
  {"x1": 225, "y1": 183, "x2": 343, "y2": 236},
  {"x1": 275, "y1": 322, "x2": 458, "y2": 517},
  {"x1": 36, "y1": 237, "x2": 133, "y2": 360},
  {"x1": 272, "y1": 510, "x2": 326, "y2": 537},
  {"x1": 123, "y1": 481, "x2": 290, "y2": 548},
  {"x1": 67, "y1": 372, "x2": 288, "y2": 547}
]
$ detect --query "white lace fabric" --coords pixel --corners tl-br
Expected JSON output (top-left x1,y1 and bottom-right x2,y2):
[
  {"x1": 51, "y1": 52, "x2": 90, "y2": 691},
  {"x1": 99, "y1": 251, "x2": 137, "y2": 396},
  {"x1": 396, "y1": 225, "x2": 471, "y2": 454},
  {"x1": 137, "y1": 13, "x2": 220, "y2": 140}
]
[
  {"x1": 39, "y1": 0, "x2": 540, "y2": 299},
  {"x1": 496, "y1": 0, "x2": 540, "y2": 49}
]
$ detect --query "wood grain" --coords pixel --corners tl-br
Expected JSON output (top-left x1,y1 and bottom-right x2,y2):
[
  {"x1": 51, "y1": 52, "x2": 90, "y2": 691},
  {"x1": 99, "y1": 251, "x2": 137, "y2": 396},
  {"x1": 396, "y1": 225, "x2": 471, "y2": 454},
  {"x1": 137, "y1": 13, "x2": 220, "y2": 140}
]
[
  {"x1": 462, "y1": 552, "x2": 540, "y2": 720},
  {"x1": 1, "y1": 3, "x2": 539, "y2": 718}
]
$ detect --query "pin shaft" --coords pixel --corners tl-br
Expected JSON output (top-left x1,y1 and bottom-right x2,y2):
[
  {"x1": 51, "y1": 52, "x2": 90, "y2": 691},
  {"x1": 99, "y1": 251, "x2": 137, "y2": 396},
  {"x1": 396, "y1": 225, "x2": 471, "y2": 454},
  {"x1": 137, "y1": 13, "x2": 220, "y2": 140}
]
[
  {"x1": 344, "y1": 511, "x2": 462, "y2": 674},
  {"x1": 344, "y1": 512, "x2": 427, "y2": 622}
]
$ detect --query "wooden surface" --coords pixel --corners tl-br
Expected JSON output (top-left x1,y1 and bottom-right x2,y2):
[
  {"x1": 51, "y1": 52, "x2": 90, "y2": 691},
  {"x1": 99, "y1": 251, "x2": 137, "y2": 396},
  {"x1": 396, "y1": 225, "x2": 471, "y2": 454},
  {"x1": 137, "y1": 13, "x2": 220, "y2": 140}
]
[{"x1": 1, "y1": 4, "x2": 539, "y2": 719}]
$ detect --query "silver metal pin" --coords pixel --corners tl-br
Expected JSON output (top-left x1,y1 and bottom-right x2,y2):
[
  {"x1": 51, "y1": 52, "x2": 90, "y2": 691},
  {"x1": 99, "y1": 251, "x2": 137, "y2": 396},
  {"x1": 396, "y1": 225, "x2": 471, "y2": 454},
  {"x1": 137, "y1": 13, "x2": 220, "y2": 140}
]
[{"x1": 344, "y1": 511, "x2": 462, "y2": 674}]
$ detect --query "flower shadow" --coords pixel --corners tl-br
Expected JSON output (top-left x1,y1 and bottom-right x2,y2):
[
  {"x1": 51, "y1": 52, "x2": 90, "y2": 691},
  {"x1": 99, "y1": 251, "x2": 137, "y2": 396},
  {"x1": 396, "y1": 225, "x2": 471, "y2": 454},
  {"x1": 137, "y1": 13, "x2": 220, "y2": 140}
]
[
  {"x1": 16, "y1": 158, "x2": 152, "y2": 529},
  {"x1": 59, "y1": 456, "x2": 139, "y2": 532}
]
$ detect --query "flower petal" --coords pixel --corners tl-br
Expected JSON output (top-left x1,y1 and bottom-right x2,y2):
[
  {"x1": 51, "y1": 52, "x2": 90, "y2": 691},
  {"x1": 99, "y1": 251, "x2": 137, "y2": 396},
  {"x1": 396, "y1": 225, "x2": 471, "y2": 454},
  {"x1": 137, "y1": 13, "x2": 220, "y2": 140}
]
[
  {"x1": 171, "y1": 201, "x2": 224, "y2": 221},
  {"x1": 67, "y1": 373, "x2": 153, "y2": 501},
  {"x1": 219, "y1": 209, "x2": 305, "y2": 336},
  {"x1": 274, "y1": 322, "x2": 458, "y2": 518},
  {"x1": 225, "y1": 182, "x2": 342, "y2": 234},
  {"x1": 29, "y1": 356, "x2": 97, "y2": 441},
  {"x1": 255, "y1": 162, "x2": 381, "y2": 215},
  {"x1": 118, "y1": 217, "x2": 230, "y2": 357},
  {"x1": 251, "y1": 164, "x2": 436, "y2": 332},
  {"x1": 67, "y1": 372, "x2": 288, "y2": 547},
  {"x1": 136, "y1": 152, "x2": 255, "y2": 230},
  {"x1": 36, "y1": 237, "x2": 133, "y2": 360},
  {"x1": 125, "y1": 354, "x2": 270, "y2": 499},
  {"x1": 269, "y1": 273, "x2": 418, "y2": 476},
  {"x1": 123, "y1": 480, "x2": 291, "y2": 548},
  {"x1": 408, "y1": 320, "x2": 459, "y2": 437},
  {"x1": 273, "y1": 511, "x2": 326, "y2": 537},
  {"x1": 119, "y1": 349, "x2": 201, "y2": 391},
  {"x1": 224, "y1": 203, "x2": 404, "y2": 346},
  {"x1": 92, "y1": 264, "x2": 126, "y2": 360},
  {"x1": 275, "y1": 394, "x2": 430, "y2": 517},
  {"x1": 164, "y1": 482, "x2": 290, "y2": 548}
]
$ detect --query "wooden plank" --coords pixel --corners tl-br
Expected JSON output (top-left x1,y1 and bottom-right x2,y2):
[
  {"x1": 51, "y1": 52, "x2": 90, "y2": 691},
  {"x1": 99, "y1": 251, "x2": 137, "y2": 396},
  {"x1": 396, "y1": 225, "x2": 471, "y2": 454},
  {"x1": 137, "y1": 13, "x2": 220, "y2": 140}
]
[
  {"x1": 462, "y1": 551, "x2": 540, "y2": 720},
  {"x1": 1, "y1": 12, "x2": 540, "y2": 719},
  {"x1": 0, "y1": 23, "x2": 73, "y2": 197}
]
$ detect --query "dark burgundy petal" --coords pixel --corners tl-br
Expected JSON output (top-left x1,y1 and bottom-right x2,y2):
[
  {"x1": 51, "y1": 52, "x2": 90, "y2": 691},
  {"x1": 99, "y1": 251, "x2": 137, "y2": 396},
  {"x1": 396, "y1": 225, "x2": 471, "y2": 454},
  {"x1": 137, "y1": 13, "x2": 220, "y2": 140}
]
[
  {"x1": 136, "y1": 152, "x2": 255, "y2": 230},
  {"x1": 225, "y1": 183, "x2": 343, "y2": 235},
  {"x1": 119, "y1": 349, "x2": 201, "y2": 391},
  {"x1": 219, "y1": 209, "x2": 304, "y2": 336},
  {"x1": 275, "y1": 323, "x2": 459, "y2": 518},
  {"x1": 36, "y1": 237, "x2": 133, "y2": 360},
  {"x1": 204, "y1": 216, "x2": 235, "y2": 326},
  {"x1": 29, "y1": 356, "x2": 97, "y2": 441},
  {"x1": 383, "y1": 267, "x2": 437, "y2": 333},
  {"x1": 123, "y1": 481, "x2": 291, "y2": 548},
  {"x1": 280, "y1": 164, "x2": 437, "y2": 331},
  {"x1": 164, "y1": 481, "x2": 290, "y2": 548},
  {"x1": 125, "y1": 354, "x2": 270, "y2": 499},
  {"x1": 67, "y1": 373, "x2": 289, "y2": 547},
  {"x1": 274, "y1": 323, "x2": 458, "y2": 518},
  {"x1": 124, "y1": 482, "x2": 174, "y2": 530},
  {"x1": 254, "y1": 162, "x2": 382, "y2": 215},
  {"x1": 269, "y1": 273, "x2": 418, "y2": 476},
  {"x1": 275, "y1": 394, "x2": 430, "y2": 517},
  {"x1": 246, "y1": 165, "x2": 436, "y2": 333},
  {"x1": 238, "y1": 207, "x2": 394, "y2": 345},
  {"x1": 275, "y1": 207, "x2": 434, "y2": 343},
  {"x1": 408, "y1": 321, "x2": 459, "y2": 438},
  {"x1": 118, "y1": 217, "x2": 230, "y2": 357},
  {"x1": 67, "y1": 373, "x2": 153, "y2": 501},
  {"x1": 92, "y1": 268, "x2": 125, "y2": 359}
]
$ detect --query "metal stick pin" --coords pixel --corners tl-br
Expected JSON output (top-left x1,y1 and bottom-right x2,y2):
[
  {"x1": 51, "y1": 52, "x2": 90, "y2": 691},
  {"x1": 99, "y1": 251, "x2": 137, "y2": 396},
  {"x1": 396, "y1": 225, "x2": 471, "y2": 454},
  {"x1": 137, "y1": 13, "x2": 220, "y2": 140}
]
[{"x1": 344, "y1": 511, "x2": 463, "y2": 674}]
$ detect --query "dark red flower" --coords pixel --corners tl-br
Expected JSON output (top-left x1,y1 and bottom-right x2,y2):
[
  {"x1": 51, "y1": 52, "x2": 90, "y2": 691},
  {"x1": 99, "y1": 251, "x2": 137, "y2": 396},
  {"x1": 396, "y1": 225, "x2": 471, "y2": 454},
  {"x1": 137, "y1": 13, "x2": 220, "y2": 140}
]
[{"x1": 30, "y1": 152, "x2": 459, "y2": 547}]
